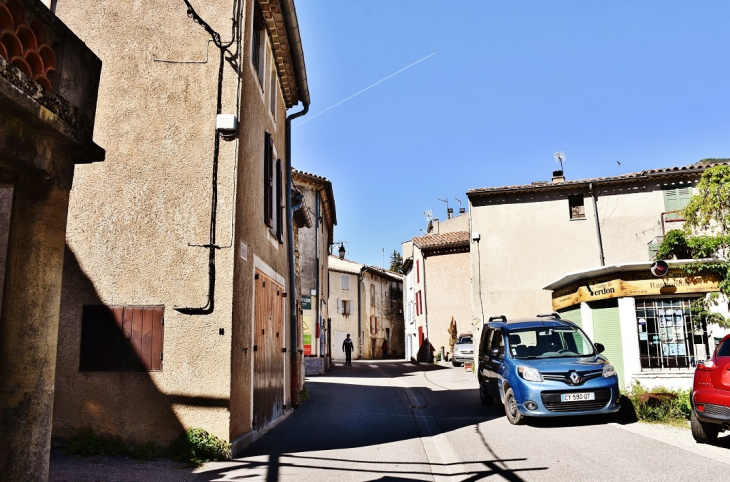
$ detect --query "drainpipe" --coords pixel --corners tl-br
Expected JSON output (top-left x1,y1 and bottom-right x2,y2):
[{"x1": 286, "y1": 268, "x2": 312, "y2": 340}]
[
  {"x1": 422, "y1": 255, "x2": 431, "y2": 363},
  {"x1": 358, "y1": 268, "x2": 364, "y2": 359},
  {"x1": 589, "y1": 183, "x2": 606, "y2": 266},
  {"x1": 315, "y1": 190, "x2": 321, "y2": 357},
  {"x1": 286, "y1": 104, "x2": 308, "y2": 409}
]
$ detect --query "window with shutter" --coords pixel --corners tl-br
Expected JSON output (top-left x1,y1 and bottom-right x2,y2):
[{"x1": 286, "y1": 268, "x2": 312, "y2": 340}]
[
  {"x1": 341, "y1": 274, "x2": 350, "y2": 290},
  {"x1": 276, "y1": 158, "x2": 283, "y2": 242},
  {"x1": 337, "y1": 298, "x2": 342, "y2": 314},
  {"x1": 79, "y1": 305, "x2": 164, "y2": 372},
  {"x1": 663, "y1": 185, "x2": 693, "y2": 220},
  {"x1": 251, "y1": 3, "x2": 265, "y2": 87},
  {"x1": 264, "y1": 133, "x2": 272, "y2": 227},
  {"x1": 569, "y1": 195, "x2": 585, "y2": 220},
  {"x1": 416, "y1": 260, "x2": 420, "y2": 283}
]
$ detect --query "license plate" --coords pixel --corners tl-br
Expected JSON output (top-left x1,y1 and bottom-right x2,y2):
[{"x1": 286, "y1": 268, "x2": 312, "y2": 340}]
[{"x1": 561, "y1": 392, "x2": 595, "y2": 402}]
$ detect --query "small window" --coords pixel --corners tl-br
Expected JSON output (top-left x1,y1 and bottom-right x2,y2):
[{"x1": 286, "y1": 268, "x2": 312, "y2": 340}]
[
  {"x1": 251, "y1": 3, "x2": 265, "y2": 86},
  {"x1": 269, "y1": 68, "x2": 277, "y2": 118},
  {"x1": 263, "y1": 133, "x2": 273, "y2": 227},
  {"x1": 341, "y1": 274, "x2": 350, "y2": 290},
  {"x1": 663, "y1": 185, "x2": 693, "y2": 220},
  {"x1": 337, "y1": 299, "x2": 351, "y2": 315},
  {"x1": 569, "y1": 195, "x2": 585, "y2": 219},
  {"x1": 79, "y1": 305, "x2": 164, "y2": 372}
]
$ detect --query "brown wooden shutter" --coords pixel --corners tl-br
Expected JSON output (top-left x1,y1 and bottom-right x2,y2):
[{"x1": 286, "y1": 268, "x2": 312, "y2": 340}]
[
  {"x1": 264, "y1": 133, "x2": 273, "y2": 227},
  {"x1": 276, "y1": 158, "x2": 283, "y2": 242}
]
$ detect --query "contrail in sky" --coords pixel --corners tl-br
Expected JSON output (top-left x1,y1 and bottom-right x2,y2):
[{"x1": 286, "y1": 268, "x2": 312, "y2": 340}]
[{"x1": 294, "y1": 52, "x2": 437, "y2": 127}]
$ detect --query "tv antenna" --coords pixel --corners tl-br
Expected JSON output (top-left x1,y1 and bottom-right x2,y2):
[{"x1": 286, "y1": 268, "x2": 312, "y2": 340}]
[
  {"x1": 455, "y1": 197, "x2": 462, "y2": 207},
  {"x1": 554, "y1": 151, "x2": 565, "y2": 172},
  {"x1": 436, "y1": 197, "x2": 449, "y2": 210}
]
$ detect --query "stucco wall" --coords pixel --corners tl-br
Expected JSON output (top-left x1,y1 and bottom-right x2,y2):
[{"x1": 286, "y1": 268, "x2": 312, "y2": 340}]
[
  {"x1": 469, "y1": 182, "x2": 680, "y2": 322},
  {"x1": 52, "y1": 0, "x2": 295, "y2": 445},
  {"x1": 0, "y1": 185, "x2": 11, "y2": 314},
  {"x1": 328, "y1": 267, "x2": 360, "y2": 357},
  {"x1": 422, "y1": 252, "x2": 471, "y2": 359},
  {"x1": 361, "y1": 271, "x2": 404, "y2": 359}
]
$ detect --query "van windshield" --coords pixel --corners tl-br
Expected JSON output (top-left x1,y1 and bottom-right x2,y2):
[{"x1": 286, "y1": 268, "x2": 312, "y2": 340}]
[
  {"x1": 507, "y1": 327, "x2": 595, "y2": 359},
  {"x1": 457, "y1": 335, "x2": 472, "y2": 344}
]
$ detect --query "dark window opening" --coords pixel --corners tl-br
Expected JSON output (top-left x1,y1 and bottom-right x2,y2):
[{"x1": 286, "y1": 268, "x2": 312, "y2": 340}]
[
  {"x1": 79, "y1": 305, "x2": 164, "y2": 372},
  {"x1": 251, "y1": 3, "x2": 265, "y2": 86},
  {"x1": 569, "y1": 195, "x2": 585, "y2": 220}
]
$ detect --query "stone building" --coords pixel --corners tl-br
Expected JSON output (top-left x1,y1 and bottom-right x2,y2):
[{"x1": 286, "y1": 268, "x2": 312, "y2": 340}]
[
  {"x1": 328, "y1": 255, "x2": 404, "y2": 361},
  {"x1": 292, "y1": 169, "x2": 336, "y2": 374},
  {"x1": 0, "y1": 0, "x2": 104, "y2": 478},
  {"x1": 467, "y1": 162, "x2": 729, "y2": 389},
  {"x1": 402, "y1": 210, "x2": 470, "y2": 362},
  {"x1": 51, "y1": 0, "x2": 311, "y2": 453}
]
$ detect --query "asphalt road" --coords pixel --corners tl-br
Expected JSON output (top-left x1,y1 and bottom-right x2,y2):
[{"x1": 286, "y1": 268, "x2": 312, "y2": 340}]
[{"x1": 192, "y1": 360, "x2": 730, "y2": 481}]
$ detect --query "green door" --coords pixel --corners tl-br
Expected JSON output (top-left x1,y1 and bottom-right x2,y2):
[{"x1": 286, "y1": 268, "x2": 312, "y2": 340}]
[
  {"x1": 558, "y1": 305, "x2": 582, "y2": 328},
  {"x1": 590, "y1": 299, "x2": 625, "y2": 388}
]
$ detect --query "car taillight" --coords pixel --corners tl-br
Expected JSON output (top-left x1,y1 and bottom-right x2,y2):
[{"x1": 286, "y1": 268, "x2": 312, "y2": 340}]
[{"x1": 697, "y1": 360, "x2": 715, "y2": 371}]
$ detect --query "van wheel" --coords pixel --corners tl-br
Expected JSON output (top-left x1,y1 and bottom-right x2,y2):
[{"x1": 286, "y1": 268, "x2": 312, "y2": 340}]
[
  {"x1": 691, "y1": 410, "x2": 719, "y2": 444},
  {"x1": 504, "y1": 388, "x2": 524, "y2": 425},
  {"x1": 479, "y1": 379, "x2": 493, "y2": 406},
  {"x1": 452, "y1": 359, "x2": 460, "y2": 367}
]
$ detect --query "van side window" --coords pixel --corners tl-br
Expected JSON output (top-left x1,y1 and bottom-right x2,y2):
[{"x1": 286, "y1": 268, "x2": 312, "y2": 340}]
[
  {"x1": 480, "y1": 328, "x2": 493, "y2": 356},
  {"x1": 491, "y1": 330, "x2": 504, "y2": 360}
]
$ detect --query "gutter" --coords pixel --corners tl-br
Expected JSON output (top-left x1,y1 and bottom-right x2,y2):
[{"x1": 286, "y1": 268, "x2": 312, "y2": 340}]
[{"x1": 280, "y1": 0, "x2": 310, "y2": 106}]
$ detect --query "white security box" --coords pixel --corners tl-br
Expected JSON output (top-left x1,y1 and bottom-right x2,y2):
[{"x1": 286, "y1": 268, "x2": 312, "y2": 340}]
[{"x1": 216, "y1": 114, "x2": 237, "y2": 131}]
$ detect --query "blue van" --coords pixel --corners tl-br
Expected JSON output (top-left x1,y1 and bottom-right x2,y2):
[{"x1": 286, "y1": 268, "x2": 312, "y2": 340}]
[{"x1": 478, "y1": 314, "x2": 621, "y2": 424}]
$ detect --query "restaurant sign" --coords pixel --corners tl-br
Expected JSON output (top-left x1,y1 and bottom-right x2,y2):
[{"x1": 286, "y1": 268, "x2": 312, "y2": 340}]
[{"x1": 551, "y1": 269, "x2": 720, "y2": 311}]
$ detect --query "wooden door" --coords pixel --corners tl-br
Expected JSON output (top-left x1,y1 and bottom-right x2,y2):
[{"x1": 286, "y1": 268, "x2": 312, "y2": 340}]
[{"x1": 253, "y1": 269, "x2": 285, "y2": 429}]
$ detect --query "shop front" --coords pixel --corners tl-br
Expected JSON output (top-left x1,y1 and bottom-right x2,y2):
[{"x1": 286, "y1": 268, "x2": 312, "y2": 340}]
[{"x1": 544, "y1": 261, "x2": 730, "y2": 390}]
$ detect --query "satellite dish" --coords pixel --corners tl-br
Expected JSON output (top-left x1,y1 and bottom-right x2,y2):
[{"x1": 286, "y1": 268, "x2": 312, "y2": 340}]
[{"x1": 424, "y1": 210, "x2": 433, "y2": 221}]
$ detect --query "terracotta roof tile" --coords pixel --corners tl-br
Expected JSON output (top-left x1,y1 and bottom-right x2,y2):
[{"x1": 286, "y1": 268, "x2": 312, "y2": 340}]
[
  {"x1": 413, "y1": 231, "x2": 470, "y2": 249},
  {"x1": 467, "y1": 162, "x2": 727, "y2": 197}
]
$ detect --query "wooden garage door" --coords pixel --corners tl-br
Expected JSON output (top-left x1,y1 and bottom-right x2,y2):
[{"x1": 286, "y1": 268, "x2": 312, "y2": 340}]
[{"x1": 253, "y1": 269, "x2": 285, "y2": 430}]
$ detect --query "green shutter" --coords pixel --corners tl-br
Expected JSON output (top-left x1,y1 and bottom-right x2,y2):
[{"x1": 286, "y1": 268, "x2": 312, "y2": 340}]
[
  {"x1": 590, "y1": 299, "x2": 625, "y2": 388},
  {"x1": 663, "y1": 186, "x2": 693, "y2": 220},
  {"x1": 558, "y1": 305, "x2": 582, "y2": 328}
]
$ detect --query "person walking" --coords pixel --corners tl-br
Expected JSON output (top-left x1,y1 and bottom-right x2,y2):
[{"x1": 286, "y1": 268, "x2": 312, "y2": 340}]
[
  {"x1": 343, "y1": 334, "x2": 354, "y2": 366},
  {"x1": 381, "y1": 339, "x2": 389, "y2": 359}
]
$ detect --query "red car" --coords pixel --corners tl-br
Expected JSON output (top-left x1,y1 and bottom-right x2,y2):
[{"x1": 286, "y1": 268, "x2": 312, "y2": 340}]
[{"x1": 691, "y1": 333, "x2": 730, "y2": 444}]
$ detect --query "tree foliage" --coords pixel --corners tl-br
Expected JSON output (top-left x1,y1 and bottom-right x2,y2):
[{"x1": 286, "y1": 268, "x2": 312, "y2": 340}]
[
  {"x1": 389, "y1": 250, "x2": 403, "y2": 273},
  {"x1": 656, "y1": 164, "x2": 730, "y2": 328}
]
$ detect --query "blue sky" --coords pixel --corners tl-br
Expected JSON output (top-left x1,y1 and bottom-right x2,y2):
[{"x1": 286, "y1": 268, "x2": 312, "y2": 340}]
[{"x1": 290, "y1": 1, "x2": 730, "y2": 268}]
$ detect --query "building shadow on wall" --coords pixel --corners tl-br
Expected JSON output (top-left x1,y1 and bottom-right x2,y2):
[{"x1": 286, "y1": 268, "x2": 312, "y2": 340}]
[
  {"x1": 52, "y1": 244, "x2": 228, "y2": 446},
  {"x1": 416, "y1": 337, "x2": 435, "y2": 362}
]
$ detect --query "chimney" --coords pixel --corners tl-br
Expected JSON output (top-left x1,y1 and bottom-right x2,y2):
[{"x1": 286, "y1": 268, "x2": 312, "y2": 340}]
[
  {"x1": 447, "y1": 207, "x2": 453, "y2": 219},
  {"x1": 459, "y1": 207, "x2": 466, "y2": 215},
  {"x1": 552, "y1": 170, "x2": 565, "y2": 183}
]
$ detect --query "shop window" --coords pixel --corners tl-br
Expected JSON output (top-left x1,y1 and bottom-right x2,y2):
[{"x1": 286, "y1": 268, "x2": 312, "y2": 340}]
[
  {"x1": 635, "y1": 298, "x2": 709, "y2": 370},
  {"x1": 79, "y1": 305, "x2": 164, "y2": 372},
  {"x1": 569, "y1": 195, "x2": 585, "y2": 220}
]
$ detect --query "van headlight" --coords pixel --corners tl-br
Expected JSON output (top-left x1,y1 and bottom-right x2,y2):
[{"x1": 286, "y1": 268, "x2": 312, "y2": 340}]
[
  {"x1": 602, "y1": 363, "x2": 616, "y2": 378},
  {"x1": 518, "y1": 365, "x2": 543, "y2": 382}
]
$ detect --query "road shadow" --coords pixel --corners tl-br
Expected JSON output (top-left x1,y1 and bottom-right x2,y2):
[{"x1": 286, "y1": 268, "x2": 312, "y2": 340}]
[{"x1": 193, "y1": 360, "x2": 546, "y2": 481}]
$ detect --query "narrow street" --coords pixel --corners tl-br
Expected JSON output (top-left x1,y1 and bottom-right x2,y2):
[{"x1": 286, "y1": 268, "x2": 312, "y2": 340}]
[{"x1": 190, "y1": 360, "x2": 730, "y2": 481}]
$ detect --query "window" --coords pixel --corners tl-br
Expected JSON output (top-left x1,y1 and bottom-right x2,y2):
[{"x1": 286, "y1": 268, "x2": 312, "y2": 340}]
[
  {"x1": 341, "y1": 274, "x2": 350, "y2": 290},
  {"x1": 569, "y1": 195, "x2": 585, "y2": 220},
  {"x1": 416, "y1": 260, "x2": 420, "y2": 283},
  {"x1": 663, "y1": 185, "x2": 693, "y2": 220},
  {"x1": 251, "y1": 3, "x2": 265, "y2": 86},
  {"x1": 370, "y1": 284, "x2": 376, "y2": 308},
  {"x1": 337, "y1": 299, "x2": 351, "y2": 315},
  {"x1": 635, "y1": 298, "x2": 709, "y2": 370},
  {"x1": 79, "y1": 305, "x2": 164, "y2": 371},
  {"x1": 263, "y1": 133, "x2": 283, "y2": 241},
  {"x1": 269, "y1": 67, "x2": 277, "y2": 118}
]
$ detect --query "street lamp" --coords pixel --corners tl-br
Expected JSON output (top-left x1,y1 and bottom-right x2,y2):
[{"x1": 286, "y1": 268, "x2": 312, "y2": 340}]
[{"x1": 338, "y1": 244, "x2": 346, "y2": 259}]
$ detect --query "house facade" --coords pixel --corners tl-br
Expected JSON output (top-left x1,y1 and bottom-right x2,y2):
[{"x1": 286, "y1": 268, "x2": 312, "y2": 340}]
[
  {"x1": 0, "y1": 0, "x2": 104, "y2": 477},
  {"x1": 292, "y1": 169, "x2": 337, "y2": 373},
  {"x1": 328, "y1": 255, "x2": 404, "y2": 360},
  {"x1": 402, "y1": 211, "x2": 470, "y2": 362},
  {"x1": 52, "y1": 0, "x2": 311, "y2": 452},
  {"x1": 466, "y1": 162, "x2": 729, "y2": 389}
]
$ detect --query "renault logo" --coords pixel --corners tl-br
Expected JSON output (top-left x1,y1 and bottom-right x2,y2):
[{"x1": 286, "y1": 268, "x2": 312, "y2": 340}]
[{"x1": 570, "y1": 371, "x2": 581, "y2": 384}]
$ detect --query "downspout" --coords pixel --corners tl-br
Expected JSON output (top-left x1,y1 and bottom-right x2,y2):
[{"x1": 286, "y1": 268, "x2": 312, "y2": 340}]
[
  {"x1": 286, "y1": 103, "x2": 308, "y2": 409},
  {"x1": 281, "y1": 0, "x2": 310, "y2": 407},
  {"x1": 358, "y1": 267, "x2": 365, "y2": 359},
  {"x1": 315, "y1": 190, "x2": 321, "y2": 357},
  {"x1": 422, "y1": 255, "x2": 431, "y2": 363},
  {"x1": 589, "y1": 183, "x2": 606, "y2": 266}
]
